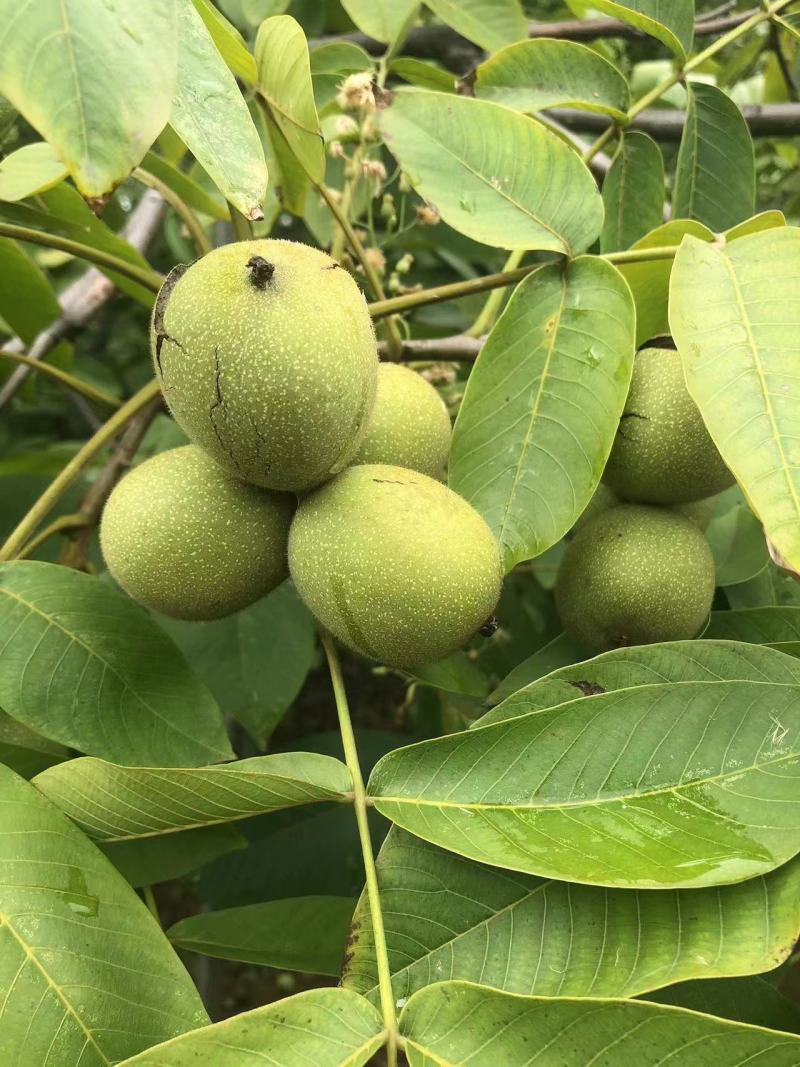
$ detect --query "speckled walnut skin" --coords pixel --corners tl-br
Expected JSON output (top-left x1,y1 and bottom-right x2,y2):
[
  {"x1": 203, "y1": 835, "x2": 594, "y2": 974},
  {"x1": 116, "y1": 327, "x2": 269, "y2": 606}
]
[
  {"x1": 556, "y1": 503, "x2": 716, "y2": 652},
  {"x1": 289, "y1": 464, "x2": 503, "y2": 670},
  {"x1": 100, "y1": 446, "x2": 294, "y2": 620},
  {"x1": 603, "y1": 346, "x2": 735, "y2": 505},
  {"x1": 151, "y1": 239, "x2": 378, "y2": 493},
  {"x1": 354, "y1": 363, "x2": 452, "y2": 477}
]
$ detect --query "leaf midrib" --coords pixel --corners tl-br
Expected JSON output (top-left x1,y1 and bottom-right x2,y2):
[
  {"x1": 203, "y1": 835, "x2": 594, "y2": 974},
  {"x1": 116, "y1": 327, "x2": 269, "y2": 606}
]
[
  {"x1": 1, "y1": 911, "x2": 110, "y2": 1065},
  {"x1": 372, "y1": 746, "x2": 799, "y2": 812},
  {"x1": 0, "y1": 586, "x2": 224, "y2": 761}
]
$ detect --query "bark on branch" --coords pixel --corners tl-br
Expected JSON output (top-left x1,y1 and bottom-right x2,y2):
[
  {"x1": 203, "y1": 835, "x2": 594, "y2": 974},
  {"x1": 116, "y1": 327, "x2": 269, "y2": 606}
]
[
  {"x1": 547, "y1": 102, "x2": 800, "y2": 141},
  {"x1": 310, "y1": 8, "x2": 756, "y2": 73}
]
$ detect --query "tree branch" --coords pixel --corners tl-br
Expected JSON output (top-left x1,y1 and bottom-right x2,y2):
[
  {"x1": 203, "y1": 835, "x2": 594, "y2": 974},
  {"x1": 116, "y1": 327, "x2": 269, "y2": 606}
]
[
  {"x1": 377, "y1": 334, "x2": 484, "y2": 361},
  {"x1": 311, "y1": 9, "x2": 760, "y2": 72},
  {"x1": 0, "y1": 188, "x2": 166, "y2": 410},
  {"x1": 548, "y1": 102, "x2": 800, "y2": 141}
]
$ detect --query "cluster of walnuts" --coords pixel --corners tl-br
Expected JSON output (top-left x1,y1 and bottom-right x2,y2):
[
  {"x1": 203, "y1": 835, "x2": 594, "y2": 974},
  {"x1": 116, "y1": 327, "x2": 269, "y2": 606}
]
[
  {"x1": 555, "y1": 346, "x2": 734, "y2": 653},
  {"x1": 100, "y1": 240, "x2": 501, "y2": 670}
]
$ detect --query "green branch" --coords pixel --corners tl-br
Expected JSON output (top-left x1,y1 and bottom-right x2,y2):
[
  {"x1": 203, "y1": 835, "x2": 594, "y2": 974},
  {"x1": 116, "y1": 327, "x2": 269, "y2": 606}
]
[
  {"x1": 0, "y1": 379, "x2": 162, "y2": 563},
  {"x1": 320, "y1": 632, "x2": 398, "y2": 1066},
  {"x1": 369, "y1": 246, "x2": 679, "y2": 320},
  {"x1": 135, "y1": 168, "x2": 212, "y2": 257},
  {"x1": 0, "y1": 351, "x2": 120, "y2": 409},
  {"x1": 0, "y1": 223, "x2": 163, "y2": 293}
]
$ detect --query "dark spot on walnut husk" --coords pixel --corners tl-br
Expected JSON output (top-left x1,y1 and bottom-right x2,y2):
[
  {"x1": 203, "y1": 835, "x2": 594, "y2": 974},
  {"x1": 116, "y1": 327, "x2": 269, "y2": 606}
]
[{"x1": 246, "y1": 255, "x2": 275, "y2": 289}]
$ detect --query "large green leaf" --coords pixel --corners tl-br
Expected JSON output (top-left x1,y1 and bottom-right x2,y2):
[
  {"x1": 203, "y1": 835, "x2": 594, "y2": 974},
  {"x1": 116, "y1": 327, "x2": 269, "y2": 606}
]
[
  {"x1": 0, "y1": 709, "x2": 67, "y2": 779},
  {"x1": 479, "y1": 639, "x2": 800, "y2": 728},
  {"x1": 0, "y1": 562, "x2": 231, "y2": 767},
  {"x1": 648, "y1": 975, "x2": 800, "y2": 1034},
  {"x1": 670, "y1": 228, "x2": 800, "y2": 572},
  {"x1": 341, "y1": 0, "x2": 419, "y2": 45},
  {"x1": 426, "y1": 0, "x2": 526, "y2": 53},
  {"x1": 618, "y1": 219, "x2": 713, "y2": 346},
  {"x1": 368, "y1": 677, "x2": 800, "y2": 888},
  {"x1": 190, "y1": 0, "x2": 258, "y2": 82},
  {"x1": 673, "y1": 83, "x2": 755, "y2": 232},
  {"x1": 707, "y1": 504, "x2": 770, "y2": 587},
  {"x1": 142, "y1": 151, "x2": 229, "y2": 221},
  {"x1": 0, "y1": 142, "x2": 66, "y2": 201},
  {"x1": 119, "y1": 988, "x2": 384, "y2": 1066},
  {"x1": 159, "y1": 582, "x2": 316, "y2": 747},
  {"x1": 255, "y1": 16, "x2": 325, "y2": 184},
  {"x1": 706, "y1": 608, "x2": 800, "y2": 657},
  {"x1": 168, "y1": 896, "x2": 355, "y2": 975},
  {"x1": 490, "y1": 632, "x2": 591, "y2": 704},
  {"x1": 344, "y1": 828, "x2": 800, "y2": 1004},
  {"x1": 0, "y1": 238, "x2": 61, "y2": 345},
  {"x1": 379, "y1": 90, "x2": 603, "y2": 253},
  {"x1": 473, "y1": 39, "x2": 629, "y2": 120},
  {"x1": 583, "y1": 0, "x2": 694, "y2": 58},
  {"x1": 171, "y1": 0, "x2": 267, "y2": 219},
  {"x1": 601, "y1": 131, "x2": 665, "y2": 252},
  {"x1": 102, "y1": 826, "x2": 245, "y2": 888},
  {"x1": 0, "y1": 183, "x2": 158, "y2": 306},
  {"x1": 399, "y1": 982, "x2": 800, "y2": 1065},
  {"x1": 0, "y1": 0, "x2": 177, "y2": 199},
  {"x1": 34, "y1": 752, "x2": 352, "y2": 840},
  {"x1": 449, "y1": 258, "x2": 635, "y2": 571},
  {"x1": 0, "y1": 765, "x2": 208, "y2": 1064}
]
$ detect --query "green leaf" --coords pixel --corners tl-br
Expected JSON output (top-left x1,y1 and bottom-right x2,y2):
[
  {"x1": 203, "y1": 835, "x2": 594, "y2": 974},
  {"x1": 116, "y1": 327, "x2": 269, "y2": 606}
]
[
  {"x1": 369, "y1": 675, "x2": 800, "y2": 888},
  {"x1": 669, "y1": 228, "x2": 800, "y2": 573},
  {"x1": 0, "y1": 562, "x2": 232, "y2": 767},
  {"x1": 399, "y1": 982, "x2": 800, "y2": 1065},
  {"x1": 706, "y1": 608, "x2": 800, "y2": 657},
  {"x1": 583, "y1": 0, "x2": 694, "y2": 58},
  {"x1": 118, "y1": 991, "x2": 384, "y2": 1066},
  {"x1": 449, "y1": 258, "x2": 635, "y2": 571},
  {"x1": 379, "y1": 90, "x2": 603, "y2": 253},
  {"x1": 0, "y1": 238, "x2": 61, "y2": 344},
  {"x1": 478, "y1": 640, "x2": 800, "y2": 727},
  {"x1": 426, "y1": 0, "x2": 526, "y2": 53},
  {"x1": 34, "y1": 752, "x2": 352, "y2": 840},
  {"x1": 102, "y1": 826, "x2": 246, "y2": 888},
  {"x1": 673, "y1": 82, "x2": 755, "y2": 232},
  {"x1": 489, "y1": 632, "x2": 591, "y2": 704},
  {"x1": 0, "y1": 0, "x2": 177, "y2": 199},
  {"x1": 389, "y1": 58, "x2": 455, "y2": 92},
  {"x1": 0, "y1": 183, "x2": 158, "y2": 306},
  {"x1": 473, "y1": 39, "x2": 629, "y2": 120},
  {"x1": 409, "y1": 653, "x2": 491, "y2": 698},
  {"x1": 601, "y1": 131, "x2": 665, "y2": 252},
  {"x1": 726, "y1": 210, "x2": 787, "y2": 241},
  {"x1": 344, "y1": 828, "x2": 800, "y2": 1002},
  {"x1": 340, "y1": 0, "x2": 419, "y2": 45},
  {"x1": 190, "y1": 0, "x2": 258, "y2": 83},
  {"x1": 168, "y1": 896, "x2": 356, "y2": 975},
  {"x1": 171, "y1": 0, "x2": 267, "y2": 220},
  {"x1": 255, "y1": 16, "x2": 325, "y2": 184},
  {"x1": 159, "y1": 582, "x2": 316, "y2": 747},
  {"x1": 618, "y1": 219, "x2": 713, "y2": 345},
  {"x1": 142, "y1": 151, "x2": 229, "y2": 221},
  {"x1": 649, "y1": 975, "x2": 800, "y2": 1034},
  {"x1": 648, "y1": 975, "x2": 800, "y2": 1034},
  {"x1": 0, "y1": 142, "x2": 66, "y2": 201},
  {"x1": 0, "y1": 765, "x2": 208, "y2": 1064},
  {"x1": 707, "y1": 505, "x2": 769, "y2": 587},
  {"x1": 0, "y1": 709, "x2": 67, "y2": 779}
]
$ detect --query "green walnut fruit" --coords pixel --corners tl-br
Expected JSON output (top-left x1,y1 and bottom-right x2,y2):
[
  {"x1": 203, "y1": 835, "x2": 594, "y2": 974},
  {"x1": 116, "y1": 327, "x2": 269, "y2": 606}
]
[
  {"x1": 603, "y1": 346, "x2": 734, "y2": 504},
  {"x1": 555, "y1": 504, "x2": 715, "y2": 652},
  {"x1": 151, "y1": 240, "x2": 378, "y2": 492},
  {"x1": 289, "y1": 464, "x2": 502, "y2": 668},
  {"x1": 573, "y1": 483, "x2": 619, "y2": 532},
  {"x1": 100, "y1": 445, "x2": 294, "y2": 620},
  {"x1": 354, "y1": 363, "x2": 452, "y2": 476}
]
